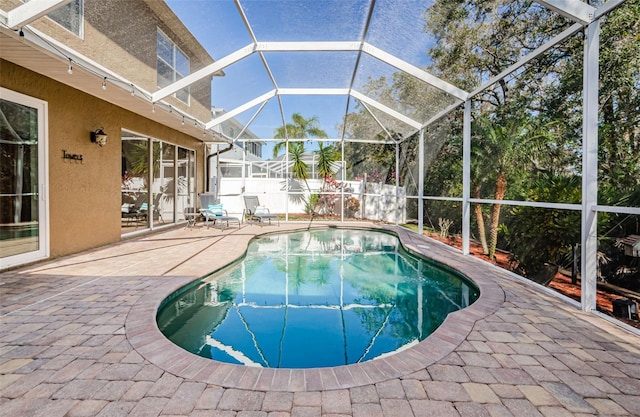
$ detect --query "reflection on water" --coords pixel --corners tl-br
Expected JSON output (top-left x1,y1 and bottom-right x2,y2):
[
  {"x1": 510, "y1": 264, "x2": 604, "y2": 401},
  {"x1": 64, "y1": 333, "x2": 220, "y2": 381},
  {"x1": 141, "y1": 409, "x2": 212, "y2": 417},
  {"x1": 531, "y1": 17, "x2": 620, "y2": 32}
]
[{"x1": 157, "y1": 228, "x2": 479, "y2": 368}]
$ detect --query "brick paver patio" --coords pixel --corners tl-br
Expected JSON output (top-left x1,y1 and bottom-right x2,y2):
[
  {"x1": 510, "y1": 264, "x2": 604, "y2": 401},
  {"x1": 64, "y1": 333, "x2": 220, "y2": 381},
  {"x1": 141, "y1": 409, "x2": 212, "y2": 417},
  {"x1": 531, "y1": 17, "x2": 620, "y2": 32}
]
[{"x1": 1, "y1": 222, "x2": 639, "y2": 417}]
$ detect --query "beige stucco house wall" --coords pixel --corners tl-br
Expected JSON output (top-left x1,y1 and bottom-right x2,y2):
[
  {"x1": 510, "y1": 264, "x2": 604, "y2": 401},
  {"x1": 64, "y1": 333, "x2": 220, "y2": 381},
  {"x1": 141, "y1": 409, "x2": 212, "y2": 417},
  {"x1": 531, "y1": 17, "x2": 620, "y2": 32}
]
[
  {"x1": 0, "y1": 0, "x2": 218, "y2": 262},
  {"x1": 1, "y1": 59, "x2": 206, "y2": 258}
]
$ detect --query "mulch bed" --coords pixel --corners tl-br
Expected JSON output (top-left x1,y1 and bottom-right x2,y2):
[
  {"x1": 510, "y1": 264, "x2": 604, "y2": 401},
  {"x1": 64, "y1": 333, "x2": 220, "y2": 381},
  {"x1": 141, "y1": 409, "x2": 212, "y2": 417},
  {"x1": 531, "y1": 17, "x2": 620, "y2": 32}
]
[{"x1": 426, "y1": 232, "x2": 640, "y2": 330}]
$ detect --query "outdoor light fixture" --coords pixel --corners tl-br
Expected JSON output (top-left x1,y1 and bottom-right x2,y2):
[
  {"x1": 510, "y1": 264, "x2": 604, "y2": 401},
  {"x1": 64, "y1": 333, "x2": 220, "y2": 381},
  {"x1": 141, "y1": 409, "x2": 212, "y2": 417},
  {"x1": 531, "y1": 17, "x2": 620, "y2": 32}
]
[{"x1": 90, "y1": 128, "x2": 107, "y2": 147}]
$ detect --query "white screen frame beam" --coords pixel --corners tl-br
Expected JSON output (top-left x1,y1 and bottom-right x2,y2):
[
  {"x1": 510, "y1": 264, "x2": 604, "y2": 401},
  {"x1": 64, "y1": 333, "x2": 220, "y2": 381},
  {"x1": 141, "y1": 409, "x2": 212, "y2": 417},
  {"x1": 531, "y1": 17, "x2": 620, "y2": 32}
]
[
  {"x1": 6, "y1": 0, "x2": 73, "y2": 29},
  {"x1": 535, "y1": 0, "x2": 595, "y2": 24}
]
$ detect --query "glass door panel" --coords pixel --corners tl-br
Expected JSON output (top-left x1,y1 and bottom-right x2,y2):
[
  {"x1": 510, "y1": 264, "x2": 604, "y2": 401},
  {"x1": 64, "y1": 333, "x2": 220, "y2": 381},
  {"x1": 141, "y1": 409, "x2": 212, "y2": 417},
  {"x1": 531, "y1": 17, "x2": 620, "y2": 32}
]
[
  {"x1": 176, "y1": 147, "x2": 195, "y2": 222},
  {"x1": 121, "y1": 133, "x2": 150, "y2": 233},
  {"x1": 0, "y1": 89, "x2": 48, "y2": 268},
  {"x1": 158, "y1": 143, "x2": 175, "y2": 225}
]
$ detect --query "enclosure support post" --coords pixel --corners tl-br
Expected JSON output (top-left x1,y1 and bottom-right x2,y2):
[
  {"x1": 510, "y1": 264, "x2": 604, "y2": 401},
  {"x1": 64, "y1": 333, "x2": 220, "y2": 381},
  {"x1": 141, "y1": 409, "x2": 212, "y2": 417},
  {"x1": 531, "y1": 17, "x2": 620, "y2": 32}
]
[
  {"x1": 341, "y1": 139, "x2": 345, "y2": 223},
  {"x1": 395, "y1": 142, "x2": 400, "y2": 225},
  {"x1": 581, "y1": 19, "x2": 600, "y2": 313},
  {"x1": 462, "y1": 100, "x2": 472, "y2": 255},
  {"x1": 285, "y1": 139, "x2": 289, "y2": 222},
  {"x1": 147, "y1": 138, "x2": 154, "y2": 231},
  {"x1": 418, "y1": 129, "x2": 424, "y2": 235}
]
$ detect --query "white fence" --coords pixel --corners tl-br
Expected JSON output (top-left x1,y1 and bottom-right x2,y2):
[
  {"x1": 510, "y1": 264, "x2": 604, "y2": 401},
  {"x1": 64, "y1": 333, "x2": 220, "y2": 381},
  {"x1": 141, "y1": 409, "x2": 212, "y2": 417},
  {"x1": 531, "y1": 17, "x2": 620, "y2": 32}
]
[{"x1": 215, "y1": 178, "x2": 406, "y2": 224}]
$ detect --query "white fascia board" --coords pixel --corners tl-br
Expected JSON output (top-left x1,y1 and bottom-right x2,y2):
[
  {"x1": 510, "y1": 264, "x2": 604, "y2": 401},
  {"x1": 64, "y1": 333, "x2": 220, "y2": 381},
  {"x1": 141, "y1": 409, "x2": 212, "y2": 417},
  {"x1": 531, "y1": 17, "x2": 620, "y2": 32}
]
[
  {"x1": 206, "y1": 90, "x2": 276, "y2": 129},
  {"x1": 362, "y1": 43, "x2": 468, "y2": 101},
  {"x1": 277, "y1": 88, "x2": 350, "y2": 96},
  {"x1": 7, "y1": 0, "x2": 73, "y2": 29},
  {"x1": 536, "y1": 0, "x2": 595, "y2": 24},
  {"x1": 350, "y1": 90, "x2": 422, "y2": 130},
  {"x1": 468, "y1": 22, "x2": 583, "y2": 98},
  {"x1": 152, "y1": 43, "x2": 256, "y2": 103},
  {"x1": 255, "y1": 41, "x2": 361, "y2": 52}
]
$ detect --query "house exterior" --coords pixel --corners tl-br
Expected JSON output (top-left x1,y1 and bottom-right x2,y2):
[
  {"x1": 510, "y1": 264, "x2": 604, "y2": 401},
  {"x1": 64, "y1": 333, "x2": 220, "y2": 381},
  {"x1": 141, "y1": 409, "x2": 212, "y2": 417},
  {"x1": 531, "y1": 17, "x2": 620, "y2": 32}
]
[
  {"x1": 207, "y1": 110, "x2": 264, "y2": 197},
  {"x1": 0, "y1": 0, "x2": 224, "y2": 269},
  {"x1": 620, "y1": 235, "x2": 640, "y2": 258}
]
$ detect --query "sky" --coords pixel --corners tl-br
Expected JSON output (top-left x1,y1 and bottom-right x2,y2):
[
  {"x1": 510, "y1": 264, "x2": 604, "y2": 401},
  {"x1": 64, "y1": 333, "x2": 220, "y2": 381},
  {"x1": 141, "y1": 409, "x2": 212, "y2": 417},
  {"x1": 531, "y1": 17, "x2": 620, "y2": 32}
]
[{"x1": 165, "y1": 0, "x2": 437, "y2": 154}]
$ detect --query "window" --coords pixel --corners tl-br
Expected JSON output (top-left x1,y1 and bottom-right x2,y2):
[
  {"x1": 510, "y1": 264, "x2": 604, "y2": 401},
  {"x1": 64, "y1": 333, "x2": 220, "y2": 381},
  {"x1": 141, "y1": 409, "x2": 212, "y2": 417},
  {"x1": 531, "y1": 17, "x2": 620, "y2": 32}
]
[
  {"x1": 25, "y1": 0, "x2": 83, "y2": 36},
  {"x1": 157, "y1": 30, "x2": 190, "y2": 104}
]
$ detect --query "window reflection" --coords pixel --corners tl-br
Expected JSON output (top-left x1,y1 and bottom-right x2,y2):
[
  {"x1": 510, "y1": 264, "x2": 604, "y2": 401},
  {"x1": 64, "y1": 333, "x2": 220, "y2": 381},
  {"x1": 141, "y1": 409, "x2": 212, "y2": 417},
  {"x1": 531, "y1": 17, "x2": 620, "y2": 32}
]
[
  {"x1": 0, "y1": 99, "x2": 40, "y2": 258},
  {"x1": 121, "y1": 131, "x2": 195, "y2": 234}
]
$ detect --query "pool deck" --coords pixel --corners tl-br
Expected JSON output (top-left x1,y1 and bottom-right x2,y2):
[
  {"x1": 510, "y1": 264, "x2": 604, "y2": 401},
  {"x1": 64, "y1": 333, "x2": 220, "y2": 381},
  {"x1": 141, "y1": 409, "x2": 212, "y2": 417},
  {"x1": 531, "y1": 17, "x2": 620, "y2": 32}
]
[{"x1": 1, "y1": 222, "x2": 639, "y2": 417}]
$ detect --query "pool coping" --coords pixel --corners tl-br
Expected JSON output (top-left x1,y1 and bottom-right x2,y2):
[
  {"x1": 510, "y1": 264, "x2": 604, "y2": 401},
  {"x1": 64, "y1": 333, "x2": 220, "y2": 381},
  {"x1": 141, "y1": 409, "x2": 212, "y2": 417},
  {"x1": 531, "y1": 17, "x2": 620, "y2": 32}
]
[{"x1": 125, "y1": 225, "x2": 505, "y2": 391}]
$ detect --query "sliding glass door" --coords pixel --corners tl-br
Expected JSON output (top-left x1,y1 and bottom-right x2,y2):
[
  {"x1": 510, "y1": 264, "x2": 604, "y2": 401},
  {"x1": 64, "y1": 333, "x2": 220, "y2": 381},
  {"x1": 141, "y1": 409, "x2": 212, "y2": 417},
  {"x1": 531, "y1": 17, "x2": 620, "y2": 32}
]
[
  {"x1": 121, "y1": 130, "x2": 195, "y2": 235},
  {"x1": 0, "y1": 88, "x2": 49, "y2": 269}
]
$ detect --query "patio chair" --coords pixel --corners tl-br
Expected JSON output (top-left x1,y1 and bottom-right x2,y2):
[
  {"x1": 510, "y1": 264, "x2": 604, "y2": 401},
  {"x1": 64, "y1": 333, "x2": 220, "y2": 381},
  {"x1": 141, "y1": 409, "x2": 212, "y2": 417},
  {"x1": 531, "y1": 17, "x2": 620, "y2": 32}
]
[
  {"x1": 200, "y1": 203, "x2": 240, "y2": 231},
  {"x1": 139, "y1": 193, "x2": 164, "y2": 223},
  {"x1": 243, "y1": 195, "x2": 279, "y2": 226},
  {"x1": 183, "y1": 207, "x2": 198, "y2": 228},
  {"x1": 121, "y1": 203, "x2": 145, "y2": 227}
]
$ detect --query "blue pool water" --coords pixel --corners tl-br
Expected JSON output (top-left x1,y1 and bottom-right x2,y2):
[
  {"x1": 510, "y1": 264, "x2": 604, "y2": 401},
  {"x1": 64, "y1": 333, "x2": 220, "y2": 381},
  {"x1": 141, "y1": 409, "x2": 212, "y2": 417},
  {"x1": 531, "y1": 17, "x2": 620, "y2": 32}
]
[{"x1": 157, "y1": 228, "x2": 479, "y2": 368}]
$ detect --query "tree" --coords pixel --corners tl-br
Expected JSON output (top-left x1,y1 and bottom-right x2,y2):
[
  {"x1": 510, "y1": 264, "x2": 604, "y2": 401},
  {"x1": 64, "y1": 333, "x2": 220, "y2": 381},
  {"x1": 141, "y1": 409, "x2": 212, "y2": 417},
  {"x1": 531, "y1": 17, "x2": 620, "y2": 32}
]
[
  {"x1": 273, "y1": 113, "x2": 328, "y2": 158},
  {"x1": 273, "y1": 113, "x2": 328, "y2": 186},
  {"x1": 273, "y1": 114, "x2": 329, "y2": 214},
  {"x1": 472, "y1": 114, "x2": 543, "y2": 259},
  {"x1": 314, "y1": 142, "x2": 339, "y2": 181},
  {"x1": 423, "y1": 0, "x2": 583, "y2": 259},
  {"x1": 596, "y1": 1, "x2": 640, "y2": 196},
  {"x1": 503, "y1": 174, "x2": 581, "y2": 282}
]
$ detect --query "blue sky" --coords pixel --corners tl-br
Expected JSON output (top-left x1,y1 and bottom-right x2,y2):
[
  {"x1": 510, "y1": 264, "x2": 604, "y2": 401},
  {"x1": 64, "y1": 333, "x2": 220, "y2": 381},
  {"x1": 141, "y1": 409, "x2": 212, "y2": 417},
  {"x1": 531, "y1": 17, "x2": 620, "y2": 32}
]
[{"x1": 165, "y1": 0, "x2": 436, "y2": 148}]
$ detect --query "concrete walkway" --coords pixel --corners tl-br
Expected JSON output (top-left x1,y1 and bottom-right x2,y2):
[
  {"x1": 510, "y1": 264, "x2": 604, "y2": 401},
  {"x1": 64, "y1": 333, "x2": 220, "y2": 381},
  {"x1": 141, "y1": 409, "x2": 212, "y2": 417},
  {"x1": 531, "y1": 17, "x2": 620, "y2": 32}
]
[{"x1": 1, "y1": 222, "x2": 639, "y2": 417}]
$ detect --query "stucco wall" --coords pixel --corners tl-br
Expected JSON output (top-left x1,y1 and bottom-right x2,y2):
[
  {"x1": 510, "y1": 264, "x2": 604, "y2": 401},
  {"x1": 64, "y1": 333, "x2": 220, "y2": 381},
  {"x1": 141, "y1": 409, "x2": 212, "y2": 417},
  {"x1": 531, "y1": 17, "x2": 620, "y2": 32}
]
[{"x1": 1, "y1": 60, "x2": 206, "y2": 258}]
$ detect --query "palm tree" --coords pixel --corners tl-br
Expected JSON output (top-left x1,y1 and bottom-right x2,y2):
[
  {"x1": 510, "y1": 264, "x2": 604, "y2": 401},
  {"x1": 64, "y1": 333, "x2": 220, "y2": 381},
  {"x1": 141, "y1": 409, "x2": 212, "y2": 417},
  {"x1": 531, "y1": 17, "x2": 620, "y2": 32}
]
[
  {"x1": 273, "y1": 113, "x2": 328, "y2": 184},
  {"x1": 313, "y1": 142, "x2": 340, "y2": 214},
  {"x1": 273, "y1": 113, "x2": 328, "y2": 157},
  {"x1": 273, "y1": 114, "x2": 329, "y2": 214},
  {"x1": 473, "y1": 114, "x2": 541, "y2": 260},
  {"x1": 315, "y1": 142, "x2": 339, "y2": 182}
]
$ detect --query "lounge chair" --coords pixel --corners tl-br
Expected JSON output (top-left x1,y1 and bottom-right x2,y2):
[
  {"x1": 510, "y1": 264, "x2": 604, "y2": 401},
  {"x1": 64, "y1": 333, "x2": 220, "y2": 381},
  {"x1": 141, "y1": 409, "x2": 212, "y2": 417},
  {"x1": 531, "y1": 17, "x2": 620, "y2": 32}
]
[
  {"x1": 121, "y1": 203, "x2": 145, "y2": 227},
  {"x1": 139, "y1": 193, "x2": 164, "y2": 223},
  {"x1": 200, "y1": 203, "x2": 240, "y2": 231},
  {"x1": 183, "y1": 207, "x2": 198, "y2": 228},
  {"x1": 243, "y1": 195, "x2": 279, "y2": 226}
]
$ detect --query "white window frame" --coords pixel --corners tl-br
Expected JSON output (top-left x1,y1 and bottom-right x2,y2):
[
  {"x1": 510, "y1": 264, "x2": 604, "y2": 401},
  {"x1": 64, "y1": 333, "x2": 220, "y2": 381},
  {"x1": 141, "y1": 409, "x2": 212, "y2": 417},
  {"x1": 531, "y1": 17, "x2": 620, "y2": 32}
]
[
  {"x1": 157, "y1": 29, "x2": 190, "y2": 105},
  {"x1": 24, "y1": 0, "x2": 84, "y2": 38}
]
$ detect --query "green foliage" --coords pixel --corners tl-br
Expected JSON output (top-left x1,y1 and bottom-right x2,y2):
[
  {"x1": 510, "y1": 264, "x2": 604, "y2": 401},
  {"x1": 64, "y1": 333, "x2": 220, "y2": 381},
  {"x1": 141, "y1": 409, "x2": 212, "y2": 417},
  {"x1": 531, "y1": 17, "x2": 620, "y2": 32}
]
[
  {"x1": 344, "y1": 141, "x2": 395, "y2": 183},
  {"x1": 503, "y1": 174, "x2": 581, "y2": 277},
  {"x1": 340, "y1": 0, "x2": 640, "y2": 288},
  {"x1": 273, "y1": 113, "x2": 328, "y2": 159},
  {"x1": 597, "y1": 1, "x2": 640, "y2": 195},
  {"x1": 314, "y1": 142, "x2": 340, "y2": 181},
  {"x1": 305, "y1": 194, "x2": 319, "y2": 214},
  {"x1": 272, "y1": 113, "x2": 328, "y2": 186}
]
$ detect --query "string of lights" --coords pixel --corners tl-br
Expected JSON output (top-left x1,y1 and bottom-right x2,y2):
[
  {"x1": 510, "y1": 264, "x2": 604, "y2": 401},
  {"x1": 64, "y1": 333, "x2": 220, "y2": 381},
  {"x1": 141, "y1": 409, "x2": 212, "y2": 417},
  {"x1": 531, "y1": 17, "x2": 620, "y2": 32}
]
[{"x1": 2, "y1": 22, "x2": 222, "y2": 140}]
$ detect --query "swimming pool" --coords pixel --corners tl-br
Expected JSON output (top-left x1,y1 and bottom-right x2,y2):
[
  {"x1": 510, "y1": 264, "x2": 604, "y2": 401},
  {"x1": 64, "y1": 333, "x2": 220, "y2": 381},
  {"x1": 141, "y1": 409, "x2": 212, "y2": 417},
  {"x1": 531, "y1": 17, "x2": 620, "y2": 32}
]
[{"x1": 157, "y1": 227, "x2": 479, "y2": 368}]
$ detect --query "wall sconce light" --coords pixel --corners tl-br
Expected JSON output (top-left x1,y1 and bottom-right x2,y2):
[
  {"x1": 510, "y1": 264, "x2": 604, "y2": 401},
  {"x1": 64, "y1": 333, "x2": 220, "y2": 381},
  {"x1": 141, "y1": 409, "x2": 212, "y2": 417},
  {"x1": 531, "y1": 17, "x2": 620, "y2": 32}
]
[{"x1": 90, "y1": 128, "x2": 107, "y2": 147}]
